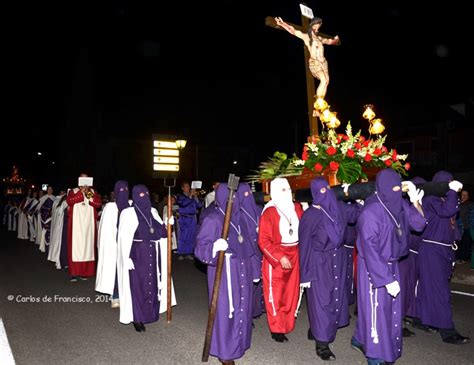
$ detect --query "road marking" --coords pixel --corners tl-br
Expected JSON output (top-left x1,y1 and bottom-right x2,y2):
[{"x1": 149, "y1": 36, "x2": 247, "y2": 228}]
[
  {"x1": 0, "y1": 318, "x2": 16, "y2": 365},
  {"x1": 451, "y1": 290, "x2": 474, "y2": 297}
]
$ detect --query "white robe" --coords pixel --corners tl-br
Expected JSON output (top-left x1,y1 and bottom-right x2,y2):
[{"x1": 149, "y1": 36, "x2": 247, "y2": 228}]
[
  {"x1": 117, "y1": 207, "x2": 177, "y2": 324},
  {"x1": 35, "y1": 195, "x2": 50, "y2": 246},
  {"x1": 162, "y1": 206, "x2": 177, "y2": 251},
  {"x1": 70, "y1": 189, "x2": 95, "y2": 262},
  {"x1": 39, "y1": 195, "x2": 56, "y2": 252},
  {"x1": 8, "y1": 207, "x2": 18, "y2": 231},
  {"x1": 17, "y1": 198, "x2": 32, "y2": 240},
  {"x1": 47, "y1": 198, "x2": 68, "y2": 269},
  {"x1": 95, "y1": 200, "x2": 132, "y2": 295},
  {"x1": 3, "y1": 204, "x2": 11, "y2": 226},
  {"x1": 27, "y1": 199, "x2": 39, "y2": 241}
]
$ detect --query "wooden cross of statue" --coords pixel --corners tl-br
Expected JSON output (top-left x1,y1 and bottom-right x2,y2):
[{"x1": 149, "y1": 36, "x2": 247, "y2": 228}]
[{"x1": 265, "y1": 8, "x2": 340, "y2": 139}]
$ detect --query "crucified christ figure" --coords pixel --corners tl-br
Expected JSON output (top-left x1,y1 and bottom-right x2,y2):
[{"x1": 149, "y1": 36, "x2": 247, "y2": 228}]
[{"x1": 275, "y1": 16, "x2": 340, "y2": 101}]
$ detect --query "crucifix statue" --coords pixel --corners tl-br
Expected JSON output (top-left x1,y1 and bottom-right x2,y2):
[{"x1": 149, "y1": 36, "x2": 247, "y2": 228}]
[{"x1": 266, "y1": 5, "x2": 340, "y2": 138}]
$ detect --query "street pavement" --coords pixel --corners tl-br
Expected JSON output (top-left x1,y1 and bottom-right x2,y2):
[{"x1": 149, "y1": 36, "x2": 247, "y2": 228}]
[{"x1": 1, "y1": 228, "x2": 473, "y2": 365}]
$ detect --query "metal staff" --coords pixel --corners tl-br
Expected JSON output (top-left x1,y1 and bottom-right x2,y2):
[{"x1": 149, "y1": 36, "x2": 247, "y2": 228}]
[
  {"x1": 164, "y1": 177, "x2": 176, "y2": 323},
  {"x1": 202, "y1": 174, "x2": 240, "y2": 362}
]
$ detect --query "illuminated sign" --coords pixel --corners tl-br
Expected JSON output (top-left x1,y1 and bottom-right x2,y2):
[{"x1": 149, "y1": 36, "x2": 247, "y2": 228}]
[{"x1": 152, "y1": 138, "x2": 180, "y2": 173}]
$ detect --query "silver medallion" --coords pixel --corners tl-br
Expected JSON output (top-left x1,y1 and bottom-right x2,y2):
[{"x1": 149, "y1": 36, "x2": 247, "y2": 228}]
[
  {"x1": 150, "y1": 227, "x2": 154, "y2": 234},
  {"x1": 238, "y1": 234, "x2": 244, "y2": 243},
  {"x1": 289, "y1": 228, "x2": 294, "y2": 235},
  {"x1": 396, "y1": 227, "x2": 402, "y2": 237}
]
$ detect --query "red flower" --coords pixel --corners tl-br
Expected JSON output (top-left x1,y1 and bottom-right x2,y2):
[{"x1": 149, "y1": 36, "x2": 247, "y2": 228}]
[
  {"x1": 385, "y1": 159, "x2": 392, "y2": 167},
  {"x1": 363, "y1": 140, "x2": 370, "y2": 147},
  {"x1": 354, "y1": 142, "x2": 362, "y2": 150},
  {"x1": 326, "y1": 146, "x2": 337, "y2": 156},
  {"x1": 314, "y1": 163, "x2": 323, "y2": 172},
  {"x1": 329, "y1": 161, "x2": 339, "y2": 171},
  {"x1": 336, "y1": 138, "x2": 341, "y2": 144},
  {"x1": 359, "y1": 136, "x2": 366, "y2": 142},
  {"x1": 302, "y1": 146, "x2": 309, "y2": 161},
  {"x1": 392, "y1": 149, "x2": 398, "y2": 161},
  {"x1": 346, "y1": 149, "x2": 355, "y2": 158},
  {"x1": 364, "y1": 153, "x2": 372, "y2": 162},
  {"x1": 381, "y1": 146, "x2": 388, "y2": 153},
  {"x1": 373, "y1": 148, "x2": 382, "y2": 156},
  {"x1": 404, "y1": 162, "x2": 411, "y2": 170},
  {"x1": 342, "y1": 135, "x2": 349, "y2": 141}
]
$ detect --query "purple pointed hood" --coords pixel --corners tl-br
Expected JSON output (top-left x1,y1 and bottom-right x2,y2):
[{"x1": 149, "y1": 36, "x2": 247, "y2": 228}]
[
  {"x1": 432, "y1": 170, "x2": 453, "y2": 183},
  {"x1": 237, "y1": 183, "x2": 261, "y2": 222},
  {"x1": 215, "y1": 183, "x2": 253, "y2": 258},
  {"x1": 376, "y1": 168, "x2": 402, "y2": 219},
  {"x1": 311, "y1": 177, "x2": 343, "y2": 245},
  {"x1": 410, "y1": 176, "x2": 426, "y2": 185},
  {"x1": 215, "y1": 183, "x2": 241, "y2": 225},
  {"x1": 114, "y1": 180, "x2": 129, "y2": 213}
]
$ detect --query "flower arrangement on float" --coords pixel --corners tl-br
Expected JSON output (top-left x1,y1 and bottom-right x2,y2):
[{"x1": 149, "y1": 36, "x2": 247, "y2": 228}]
[{"x1": 249, "y1": 101, "x2": 410, "y2": 185}]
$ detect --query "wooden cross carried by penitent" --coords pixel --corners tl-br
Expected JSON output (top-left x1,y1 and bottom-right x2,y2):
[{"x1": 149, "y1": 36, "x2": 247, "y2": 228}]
[{"x1": 266, "y1": 3, "x2": 335, "y2": 138}]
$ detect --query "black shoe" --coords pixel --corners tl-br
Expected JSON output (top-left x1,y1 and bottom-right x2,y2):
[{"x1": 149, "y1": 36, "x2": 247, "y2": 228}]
[
  {"x1": 442, "y1": 334, "x2": 471, "y2": 345},
  {"x1": 316, "y1": 344, "x2": 336, "y2": 361},
  {"x1": 307, "y1": 328, "x2": 315, "y2": 341},
  {"x1": 350, "y1": 337, "x2": 365, "y2": 355},
  {"x1": 271, "y1": 332, "x2": 288, "y2": 342},
  {"x1": 402, "y1": 327, "x2": 416, "y2": 337},
  {"x1": 412, "y1": 321, "x2": 438, "y2": 334},
  {"x1": 133, "y1": 322, "x2": 143, "y2": 332},
  {"x1": 218, "y1": 360, "x2": 235, "y2": 365}
]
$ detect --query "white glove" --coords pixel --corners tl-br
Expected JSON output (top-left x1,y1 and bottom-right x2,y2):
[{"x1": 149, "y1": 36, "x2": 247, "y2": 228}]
[
  {"x1": 165, "y1": 216, "x2": 174, "y2": 226},
  {"x1": 355, "y1": 199, "x2": 365, "y2": 206},
  {"x1": 212, "y1": 238, "x2": 228, "y2": 258},
  {"x1": 125, "y1": 258, "x2": 135, "y2": 271},
  {"x1": 385, "y1": 280, "x2": 400, "y2": 297},
  {"x1": 408, "y1": 188, "x2": 424, "y2": 205},
  {"x1": 449, "y1": 180, "x2": 463, "y2": 192},
  {"x1": 300, "y1": 282, "x2": 311, "y2": 289},
  {"x1": 341, "y1": 183, "x2": 350, "y2": 196},
  {"x1": 402, "y1": 180, "x2": 416, "y2": 194},
  {"x1": 403, "y1": 181, "x2": 423, "y2": 205},
  {"x1": 253, "y1": 278, "x2": 261, "y2": 283}
]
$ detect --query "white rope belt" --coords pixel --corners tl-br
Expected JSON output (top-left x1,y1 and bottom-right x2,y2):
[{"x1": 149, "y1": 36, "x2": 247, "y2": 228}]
[
  {"x1": 369, "y1": 284, "x2": 379, "y2": 344},
  {"x1": 295, "y1": 285, "x2": 305, "y2": 317},
  {"x1": 422, "y1": 239, "x2": 458, "y2": 251},
  {"x1": 225, "y1": 253, "x2": 234, "y2": 318},
  {"x1": 268, "y1": 264, "x2": 277, "y2": 316},
  {"x1": 409, "y1": 249, "x2": 419, "y2": 254},
  {"x1": 344, "y1": 244, "x2": 354, "y2": 249},
  {"x1": 281, "y1": 241, "x2": 299, "y2": 247}
]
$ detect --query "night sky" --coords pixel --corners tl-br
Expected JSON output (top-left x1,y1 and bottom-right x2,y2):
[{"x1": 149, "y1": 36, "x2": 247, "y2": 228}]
[{"x1": 3, "y1": 1, "x2": 472, "y2": 190}]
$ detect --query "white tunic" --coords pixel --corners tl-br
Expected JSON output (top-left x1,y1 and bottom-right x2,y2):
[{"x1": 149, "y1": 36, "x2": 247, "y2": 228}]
[{"x1": 117, "y1": 207, "x2": 177, "y2": 324}]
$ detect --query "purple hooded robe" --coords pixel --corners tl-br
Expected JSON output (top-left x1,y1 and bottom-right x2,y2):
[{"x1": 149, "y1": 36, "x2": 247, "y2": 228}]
[
  {"x1": 299, "y1": 177, "x2": 359, "y2": 343},
  {"x1": 237, "y1": 183, "x2": 264, "y2": 318},
  {"x1": 129, "y1": 185, "x2": 167, "y2": 323},
  {"x1": 398, "y1": 176, "x2": 426, "y2": 319},
  {"x1": 194, "y1": 183, "x2": 258, "y2": 361},
  {"x1": 353, "y1": 169, "x2": 426, "y2": 363},
  {"x1": 417, "y1": 171, "x2": 460, "y2": 329}
]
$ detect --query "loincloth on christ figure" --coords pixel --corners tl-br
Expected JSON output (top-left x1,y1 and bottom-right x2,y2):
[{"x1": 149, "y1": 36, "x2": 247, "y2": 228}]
[{"x1": 308, "y1": 58, "x2": 328, "y2": 79}]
